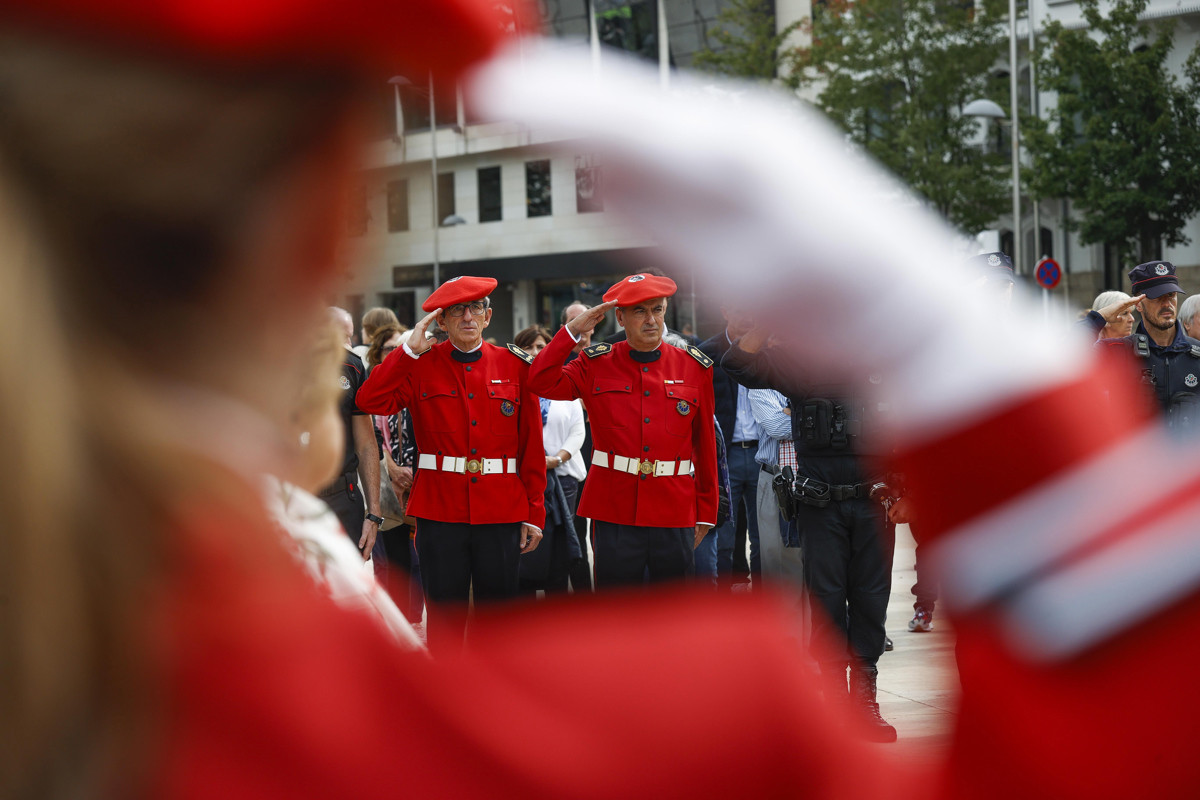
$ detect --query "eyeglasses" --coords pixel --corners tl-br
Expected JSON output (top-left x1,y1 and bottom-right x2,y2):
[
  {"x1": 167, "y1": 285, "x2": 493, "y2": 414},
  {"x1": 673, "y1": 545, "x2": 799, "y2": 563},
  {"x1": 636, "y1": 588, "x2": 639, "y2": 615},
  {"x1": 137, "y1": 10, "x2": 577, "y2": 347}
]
[{"x1": 445, "y1": 301, "x2": 488, "y2": 317}]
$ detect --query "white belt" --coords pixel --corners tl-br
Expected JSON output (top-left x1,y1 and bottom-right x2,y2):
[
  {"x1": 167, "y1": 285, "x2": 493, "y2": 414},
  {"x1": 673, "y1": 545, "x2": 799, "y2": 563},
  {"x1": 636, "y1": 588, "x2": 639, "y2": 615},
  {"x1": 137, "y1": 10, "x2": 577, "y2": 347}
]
[
  {"x1": 592, "y1": 450, "x2": 692, "y2": 477},
  {"x1": 417, "y1": 453, "x2": 518, "y2": 475}
]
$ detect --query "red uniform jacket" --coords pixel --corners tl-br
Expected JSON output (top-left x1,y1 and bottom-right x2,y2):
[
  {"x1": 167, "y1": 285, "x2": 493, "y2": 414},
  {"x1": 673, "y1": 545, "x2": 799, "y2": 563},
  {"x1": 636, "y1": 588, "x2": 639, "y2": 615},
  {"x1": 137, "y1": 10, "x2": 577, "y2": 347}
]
[
  {"x1": 528, "y1": 328, "x2": 717, "y2": 528},
  {"x1": 356, "y1": 341, "x2": 545, "y2": 530}
]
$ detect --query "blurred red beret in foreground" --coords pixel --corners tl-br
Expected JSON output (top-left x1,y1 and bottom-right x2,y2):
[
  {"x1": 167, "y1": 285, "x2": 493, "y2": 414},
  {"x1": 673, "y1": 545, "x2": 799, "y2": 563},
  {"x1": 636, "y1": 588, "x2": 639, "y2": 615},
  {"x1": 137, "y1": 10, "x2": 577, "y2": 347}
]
[
  {"x1": 603, "y1": 274, "x2": 679, "y2": 307},
  {"x1": 0, "y1": 0, "x2": 530, "y2": 78},
  {"x1": 423, "y1": 276, "x2": 498, "y2": 312}
]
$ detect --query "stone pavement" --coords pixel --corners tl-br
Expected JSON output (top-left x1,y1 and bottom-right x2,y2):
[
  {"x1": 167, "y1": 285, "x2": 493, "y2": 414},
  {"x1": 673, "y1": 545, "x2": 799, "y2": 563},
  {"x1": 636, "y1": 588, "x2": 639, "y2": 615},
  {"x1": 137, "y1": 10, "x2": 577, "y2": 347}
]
[{"x1": 877, "y1": 523, "x2": 958, "y2": 758}]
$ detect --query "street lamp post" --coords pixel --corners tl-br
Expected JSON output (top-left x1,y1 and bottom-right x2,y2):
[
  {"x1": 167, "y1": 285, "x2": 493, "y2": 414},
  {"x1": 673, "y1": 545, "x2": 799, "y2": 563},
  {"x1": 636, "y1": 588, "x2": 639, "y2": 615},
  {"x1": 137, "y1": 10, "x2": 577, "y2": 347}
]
[
  {"x1": 964, "y1": 94, "x2": 1019, "y2": 274},
  {"x1": 390, "y1": 74, "x2": 447, "y2": 290},
  {"x1": 1007, "y1": 0, "x2": 1021, "y2": 277}
]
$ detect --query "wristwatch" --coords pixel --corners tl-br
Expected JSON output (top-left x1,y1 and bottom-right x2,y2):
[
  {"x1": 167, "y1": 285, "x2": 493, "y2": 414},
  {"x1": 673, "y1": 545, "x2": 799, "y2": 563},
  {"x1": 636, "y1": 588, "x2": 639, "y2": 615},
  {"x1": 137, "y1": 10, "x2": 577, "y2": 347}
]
[{"x1": 365, "y1": 513, "x2": 384, "y2": 526}]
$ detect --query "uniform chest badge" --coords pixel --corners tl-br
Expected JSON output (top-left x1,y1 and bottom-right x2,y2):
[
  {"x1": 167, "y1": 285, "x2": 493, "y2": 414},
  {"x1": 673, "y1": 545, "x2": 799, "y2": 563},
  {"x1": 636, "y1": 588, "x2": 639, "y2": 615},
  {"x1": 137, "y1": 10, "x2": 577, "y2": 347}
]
[
  {"x1": 338, "y1": 375, "x2": 352, "y2": 390},
  {"x1": 676, "y1": 400, "x2": 691, "y2": 416},
  {"x1": 500, "y1": 399, "x2": 516, "y2": 416},
  {"x1": 1187, "y1": 374, "x2": 1198, "y2": 388}
]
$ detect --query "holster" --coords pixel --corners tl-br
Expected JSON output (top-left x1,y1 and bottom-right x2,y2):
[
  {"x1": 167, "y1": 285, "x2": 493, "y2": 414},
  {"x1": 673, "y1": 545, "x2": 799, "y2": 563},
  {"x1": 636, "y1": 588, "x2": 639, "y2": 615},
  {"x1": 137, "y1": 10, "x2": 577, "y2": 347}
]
[{"x1": 773, "y1": 466, "x2": 798, "y2": 520}]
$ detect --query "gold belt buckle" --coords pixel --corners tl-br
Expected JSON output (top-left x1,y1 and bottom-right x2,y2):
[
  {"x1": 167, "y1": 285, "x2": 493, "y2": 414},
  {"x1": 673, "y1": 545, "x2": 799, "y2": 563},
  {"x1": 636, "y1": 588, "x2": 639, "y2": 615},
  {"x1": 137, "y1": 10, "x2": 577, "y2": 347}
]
[
  {"x1": 639, "y1": 459, "x2": 656, "y2": 475},
  {"x1": 466, "y1": 459, "x2": 482, "y2": 474}
]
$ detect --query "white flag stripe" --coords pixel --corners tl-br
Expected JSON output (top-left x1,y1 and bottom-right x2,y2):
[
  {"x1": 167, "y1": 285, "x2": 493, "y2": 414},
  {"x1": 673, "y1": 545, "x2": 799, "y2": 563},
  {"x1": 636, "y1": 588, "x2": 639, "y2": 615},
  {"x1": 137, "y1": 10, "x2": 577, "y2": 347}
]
[
  {"x1": 933, "y1": 424, "x2": 1200, "y2": 612},
  {"x1": 1002, "y1": 495, "x2": 1200, "y2": 660}
]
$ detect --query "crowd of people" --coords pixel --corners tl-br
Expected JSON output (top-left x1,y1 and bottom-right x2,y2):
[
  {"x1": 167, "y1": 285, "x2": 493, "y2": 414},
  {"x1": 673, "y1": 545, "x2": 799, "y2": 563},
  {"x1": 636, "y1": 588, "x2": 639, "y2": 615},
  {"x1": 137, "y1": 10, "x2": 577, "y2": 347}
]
[{"x1": 6, "y1": 0, "x2": 1200, "y2": 797}]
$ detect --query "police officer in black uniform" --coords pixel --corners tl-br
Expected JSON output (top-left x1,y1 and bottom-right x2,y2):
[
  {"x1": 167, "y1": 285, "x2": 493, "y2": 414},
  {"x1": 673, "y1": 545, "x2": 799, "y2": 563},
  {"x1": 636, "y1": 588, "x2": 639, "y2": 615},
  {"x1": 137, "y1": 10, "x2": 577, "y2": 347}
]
[
  {"x1": 1102, "y1": 261, "x2": 1200, "y2": 435},
  {"x1": 722, "y1": 330, "x2": 896, "y2": 743}
]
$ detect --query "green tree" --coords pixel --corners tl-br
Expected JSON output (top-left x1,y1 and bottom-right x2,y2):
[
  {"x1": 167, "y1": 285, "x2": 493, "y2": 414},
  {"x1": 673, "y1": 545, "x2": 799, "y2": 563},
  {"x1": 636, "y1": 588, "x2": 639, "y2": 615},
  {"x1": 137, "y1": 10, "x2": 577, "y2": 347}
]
[
  {"x1": 692, "y1": 0, "x2": 798, "y2": 80},
  {"x1": 1024, "y1": 0, "x2": 1200, "y2": 276},
  {"x1": 786, "y1": 0, "x2": 1011, "y2": 234}
]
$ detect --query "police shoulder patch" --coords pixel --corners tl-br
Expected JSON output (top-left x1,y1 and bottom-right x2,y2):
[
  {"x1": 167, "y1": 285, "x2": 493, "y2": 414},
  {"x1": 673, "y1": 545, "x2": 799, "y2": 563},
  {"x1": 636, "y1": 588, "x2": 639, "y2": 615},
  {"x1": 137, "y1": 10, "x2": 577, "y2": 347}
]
[
  {"x1": 583, "y1": 342, "x2": 612, "y2": 358},
  {"x1": 686, "y1": 346, "x2": 714, "y2": 369},
  {"x1": 1190, "y1": 344, "x2": 1200, "y2": 359},
  {"x1": 506, "y1": 342, "x2": 533, "y2": 365}
]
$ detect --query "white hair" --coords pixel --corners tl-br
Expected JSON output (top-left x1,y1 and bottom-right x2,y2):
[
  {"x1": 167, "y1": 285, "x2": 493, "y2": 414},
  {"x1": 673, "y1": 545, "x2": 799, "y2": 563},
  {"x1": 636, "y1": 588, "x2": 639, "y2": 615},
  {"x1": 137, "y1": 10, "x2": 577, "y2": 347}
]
[
  {"x1": 1091, "y1": 291, "x2": 1131, "y2": 312},
  {"x1": 1180, "y1": 294, "x2": 1200, "y2": 326}
]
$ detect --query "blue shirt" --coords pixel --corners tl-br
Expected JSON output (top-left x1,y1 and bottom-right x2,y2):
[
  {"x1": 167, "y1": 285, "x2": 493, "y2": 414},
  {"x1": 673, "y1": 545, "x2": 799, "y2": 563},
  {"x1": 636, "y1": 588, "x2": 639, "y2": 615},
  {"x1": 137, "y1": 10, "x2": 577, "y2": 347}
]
[{"x1": 747, "y1": 389, "x2": 790, "y2": 466}]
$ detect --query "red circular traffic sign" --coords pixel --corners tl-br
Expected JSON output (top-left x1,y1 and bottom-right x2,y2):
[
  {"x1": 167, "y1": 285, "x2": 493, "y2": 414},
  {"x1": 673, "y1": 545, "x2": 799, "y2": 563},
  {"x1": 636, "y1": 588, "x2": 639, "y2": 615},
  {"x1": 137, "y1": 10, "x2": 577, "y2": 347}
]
[{"x1": 1035, "y1": 257, "x2": 1061, "y2": 290}]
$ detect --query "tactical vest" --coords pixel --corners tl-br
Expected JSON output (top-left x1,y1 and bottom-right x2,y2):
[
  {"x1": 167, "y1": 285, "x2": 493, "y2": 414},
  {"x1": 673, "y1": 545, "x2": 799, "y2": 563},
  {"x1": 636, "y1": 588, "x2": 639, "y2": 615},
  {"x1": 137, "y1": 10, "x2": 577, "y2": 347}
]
[{"x1": 1131, "y1": 333, "x2": 1200, "y2": 433}]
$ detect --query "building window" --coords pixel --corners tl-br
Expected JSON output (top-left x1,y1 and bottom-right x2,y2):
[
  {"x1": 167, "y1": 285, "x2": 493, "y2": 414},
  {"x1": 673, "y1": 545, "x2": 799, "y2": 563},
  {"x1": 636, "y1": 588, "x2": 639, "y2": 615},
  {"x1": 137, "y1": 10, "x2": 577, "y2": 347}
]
[
  {"x1": 478, "y1": 166, "x2": 502, "y2": 223},
  {"x1": 346, "y1": 185, "x2": 370, "y2": 236},
  {"x1": 526, "y1": 160, "x2": 552, "y2": 218},
  {"x1": 575, "y1": 154, "x2": 604, "y2": 213},
  {"x1": 387, "y1": 179, "x2": 409, "y2": 233},
  {"x1": 595, "y1": 0, "x2": 658, "y2": 64},
  {"x1": 437, "y1": 172, "x2": 456, "y2": 226}
]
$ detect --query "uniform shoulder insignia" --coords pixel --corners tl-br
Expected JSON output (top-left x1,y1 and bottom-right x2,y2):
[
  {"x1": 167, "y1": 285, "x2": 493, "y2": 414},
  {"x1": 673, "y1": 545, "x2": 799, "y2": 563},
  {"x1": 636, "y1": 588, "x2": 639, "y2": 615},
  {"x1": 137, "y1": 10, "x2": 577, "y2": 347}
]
[
  {"x1": 686, "y1": 345, "x2": 714, "y2": 369},
  {"x1": 1190, "y1": 344, "x2": 1200, "y2": 359},
  {"x1": 583, "y1": 342, "x2": 612, "y2": 358},
  {"x1": 506, "y1": 342, "x2": 533, "y2": 365}
]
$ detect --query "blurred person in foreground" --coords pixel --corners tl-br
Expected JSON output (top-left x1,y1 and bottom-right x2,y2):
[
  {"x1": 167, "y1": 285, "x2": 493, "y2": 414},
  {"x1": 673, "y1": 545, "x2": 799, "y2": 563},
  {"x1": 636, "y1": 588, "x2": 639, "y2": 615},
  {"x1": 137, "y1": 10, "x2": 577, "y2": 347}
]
[
  {"x1": 8, "y1": 6, "x2": 1200, "y2": 800},
  {"x1": 514, "y1": 324, "x2": 584, "y2": 595},
  {"x1": 265, "y1": 322, "x2": 422, "y2": 648}
]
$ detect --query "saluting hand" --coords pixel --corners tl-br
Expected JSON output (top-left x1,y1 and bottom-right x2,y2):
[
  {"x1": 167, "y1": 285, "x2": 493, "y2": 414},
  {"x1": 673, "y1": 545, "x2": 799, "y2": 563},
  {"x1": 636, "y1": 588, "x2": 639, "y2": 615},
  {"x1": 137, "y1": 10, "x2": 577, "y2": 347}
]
[
  {"x1": 566, "y1": 300, "x2": 617, "y2": 339},
  {"x1": 406, "y1": 308, "x2": 441, "y2": 356},
  {"x1": 1098, "y1": 294, "x2": 1145, "y2": 324}
]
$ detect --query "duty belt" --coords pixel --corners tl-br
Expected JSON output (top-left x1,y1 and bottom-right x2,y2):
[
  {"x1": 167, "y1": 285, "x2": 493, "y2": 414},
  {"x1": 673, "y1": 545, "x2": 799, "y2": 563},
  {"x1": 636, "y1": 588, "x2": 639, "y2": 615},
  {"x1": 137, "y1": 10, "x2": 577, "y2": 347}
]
[
  {"x1": 416, "y1": 453, "x2": 517, "y2": 475},
  {"x1": 592, "y1": 450, "x2": 692, "y2": 477},
  {"x1": 793, "y1": 474, "x2": 878, "y2": 507}
]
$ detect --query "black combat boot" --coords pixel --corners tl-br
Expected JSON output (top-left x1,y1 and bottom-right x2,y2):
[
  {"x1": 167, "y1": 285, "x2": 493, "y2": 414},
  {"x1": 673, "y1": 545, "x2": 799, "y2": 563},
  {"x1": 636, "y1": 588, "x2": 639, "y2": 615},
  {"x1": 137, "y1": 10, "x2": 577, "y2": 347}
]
[
  {"x1": 820, "y1": 662, "x2": 849, "y2": 706},
  {"x1": 850, "y1": 666, "x2": 897, "y2": 743}
]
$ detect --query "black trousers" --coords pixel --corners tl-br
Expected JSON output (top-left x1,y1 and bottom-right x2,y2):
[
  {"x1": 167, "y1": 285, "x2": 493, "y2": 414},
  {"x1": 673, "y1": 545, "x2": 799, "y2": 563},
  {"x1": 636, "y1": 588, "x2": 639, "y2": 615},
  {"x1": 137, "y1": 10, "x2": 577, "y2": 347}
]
[
  {"x1": 909, "y1": 523, "x2": 938, "y2": 612},
  {"x1": 321, "y1": 480, "x2": 365, "y2": 554},
  {"x1": 592, "y1": 520, "x2": 694, "y2": 589},
  {"x1": 568, "y1": 478, "x2": 593, "y2": 592},
  {"x1": 415, "y1": 518, "x2": 520, "y2": 650},
  {"x1": 797, "y1": 496, "x2": 895, "y2": 670}
]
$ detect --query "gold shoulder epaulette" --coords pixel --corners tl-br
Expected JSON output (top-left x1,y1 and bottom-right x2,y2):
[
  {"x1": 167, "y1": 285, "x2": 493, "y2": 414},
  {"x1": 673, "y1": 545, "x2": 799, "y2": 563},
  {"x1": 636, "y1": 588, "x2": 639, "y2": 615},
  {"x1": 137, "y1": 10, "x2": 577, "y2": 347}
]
[
  {"x1": 583, "y1": 342, "x2": 612, "y2": 358},
  {"x1": 686, "y1": 345, "x2": 713, "y2": 369},
  {"x1": 506, "y1": 342, "x2": 533, "y2": 365}
]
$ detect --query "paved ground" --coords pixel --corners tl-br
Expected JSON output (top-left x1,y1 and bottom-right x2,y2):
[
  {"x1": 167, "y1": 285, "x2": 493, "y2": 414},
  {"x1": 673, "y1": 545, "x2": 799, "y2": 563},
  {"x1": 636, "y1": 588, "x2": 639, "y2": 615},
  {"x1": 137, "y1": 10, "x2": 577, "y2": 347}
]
[{"x1": 877, "y1": 523, "x2": 958, "y2": 759}]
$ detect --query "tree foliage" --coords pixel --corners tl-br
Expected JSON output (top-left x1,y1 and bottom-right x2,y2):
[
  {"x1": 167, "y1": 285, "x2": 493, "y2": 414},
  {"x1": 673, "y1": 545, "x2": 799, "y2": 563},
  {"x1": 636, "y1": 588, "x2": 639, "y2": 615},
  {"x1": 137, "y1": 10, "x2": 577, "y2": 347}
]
[
  {"x1": 692, "y1": 0, "x2": 798, "y2": 80},
  {"x1": 1024, "y1": 0, "x2": 1200, "y2": 267},
  {"x1": 786, "y1": 0, "x2": 1011, "y2": 234}
]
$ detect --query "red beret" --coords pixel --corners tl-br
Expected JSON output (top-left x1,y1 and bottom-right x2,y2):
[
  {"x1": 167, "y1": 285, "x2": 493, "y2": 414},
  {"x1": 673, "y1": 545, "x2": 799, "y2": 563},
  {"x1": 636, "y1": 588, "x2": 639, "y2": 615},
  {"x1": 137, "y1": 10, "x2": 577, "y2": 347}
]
[
  {"x1": 3, "y1": 0, "x2": 527, "y2": 79},
  {"x1": 602, "y1": 274, "x2": 678, "y2": 307},
  {"x1": 422, "y1": 276, "x2": 498, "y2": 312}
]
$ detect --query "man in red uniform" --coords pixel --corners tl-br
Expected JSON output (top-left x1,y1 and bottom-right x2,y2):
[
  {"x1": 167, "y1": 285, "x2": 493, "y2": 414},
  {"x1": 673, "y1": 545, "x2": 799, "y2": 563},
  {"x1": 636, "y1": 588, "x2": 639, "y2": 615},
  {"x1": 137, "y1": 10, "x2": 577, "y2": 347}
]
[
  {"x1": 357, "y1": 276, "x2": 545, "y2": 648},
  {"x1": 528, "y1": 274, "x2": 717, "y2": 587}
]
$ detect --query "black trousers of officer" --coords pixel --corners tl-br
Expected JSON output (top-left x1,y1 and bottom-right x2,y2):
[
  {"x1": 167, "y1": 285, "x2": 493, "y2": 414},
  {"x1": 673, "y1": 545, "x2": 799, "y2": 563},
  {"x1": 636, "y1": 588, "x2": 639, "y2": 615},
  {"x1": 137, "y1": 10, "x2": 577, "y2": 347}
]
[
  {"x1": 320, "y1": 475, "x2": 365, "y2": 554},
  {"x1": 797, "y1": 494, "x2": 895, "y2": 670},
  {"x1": 592, "y1": 520, "x2": 694, "y2": 589},
  {"x1": 415, "y1": 518, "x2": 520, "y2": 650}
]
